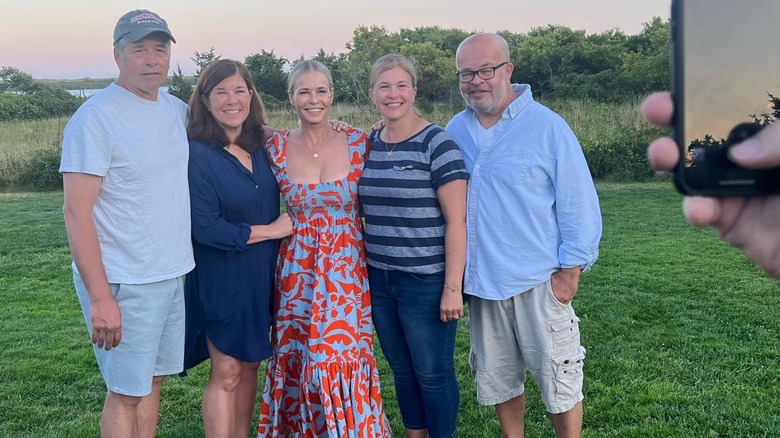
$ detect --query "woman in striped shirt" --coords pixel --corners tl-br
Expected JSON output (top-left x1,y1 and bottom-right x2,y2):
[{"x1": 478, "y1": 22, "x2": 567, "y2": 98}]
[{"x1": 358, "y1": 54, "x2": 469, "y2": 438}]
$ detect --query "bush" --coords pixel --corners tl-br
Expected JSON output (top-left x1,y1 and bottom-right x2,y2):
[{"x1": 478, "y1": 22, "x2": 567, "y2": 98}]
[
  {"x1": 0, "y1": 94, "x2": 46, "y2": 121},
  {"x1": 259, "y1": 92, "x2": 287, "y2": 111},
  {"x1": 2, "y1": 148, "x2": 63, "y2": 191},
  {"x1": 0, "y1": 90, "x2": 83, "y2": 122},
  {"x1": 28, "y1": 88, "x2": 83, "y2": 117},
  {"x1": 582, "y1": 126, "x2": 663, "y2": 181}
]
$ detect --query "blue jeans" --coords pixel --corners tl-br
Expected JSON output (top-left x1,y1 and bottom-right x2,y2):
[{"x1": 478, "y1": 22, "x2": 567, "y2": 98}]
[{"x1": 368, "y1": 266, "x2": 459, "y2": 438}]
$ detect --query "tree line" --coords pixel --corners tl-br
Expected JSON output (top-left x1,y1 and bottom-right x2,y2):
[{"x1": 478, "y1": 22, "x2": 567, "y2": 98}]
[
  {"x1": 0, "y1": 18, "x2": 669, "y2": 121},
  {"x1": 168, "y1": 18, "x2": 669, "y2": 106}
]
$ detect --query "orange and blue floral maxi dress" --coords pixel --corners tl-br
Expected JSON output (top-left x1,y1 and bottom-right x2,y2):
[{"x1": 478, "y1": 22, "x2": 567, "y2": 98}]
[{"x1": 258, "y1": 127, "x2": 391, "y2": 438}]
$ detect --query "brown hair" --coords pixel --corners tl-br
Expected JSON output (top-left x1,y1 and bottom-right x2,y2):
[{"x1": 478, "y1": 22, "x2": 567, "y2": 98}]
[{"x1": 187, "y1": 59, "x2": 268, "y2": 152}]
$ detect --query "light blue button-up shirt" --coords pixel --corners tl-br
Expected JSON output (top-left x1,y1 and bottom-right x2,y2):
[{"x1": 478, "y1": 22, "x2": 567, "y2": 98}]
[{"x1": 446, "y1": 84, "x2": 602, "y2": 300}]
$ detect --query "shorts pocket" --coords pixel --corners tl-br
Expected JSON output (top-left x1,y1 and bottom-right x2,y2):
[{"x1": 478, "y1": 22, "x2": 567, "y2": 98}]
[
  {"x1": 549, "y1": 315, "x2": 581, "y2": 350},
  {"x1": 551, "y1": 345, "x2": 585, "y2": 402},
  {"x1": 546, "y1": 280, "x2": 568, "y2": 307}
]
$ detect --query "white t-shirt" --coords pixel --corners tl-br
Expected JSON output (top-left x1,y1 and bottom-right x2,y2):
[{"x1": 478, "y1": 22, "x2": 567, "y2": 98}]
[
  {"x1": 466, "y1": 116, "x2": 496, "y2": 152},
  {"x1": 60, "y1": 83, "x2": 195, "y2": 284}
]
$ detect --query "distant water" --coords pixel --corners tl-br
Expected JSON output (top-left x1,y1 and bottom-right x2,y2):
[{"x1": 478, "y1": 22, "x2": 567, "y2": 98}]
[{"x1": 67, "y1": 86, "x2": 169, "y2": 97}]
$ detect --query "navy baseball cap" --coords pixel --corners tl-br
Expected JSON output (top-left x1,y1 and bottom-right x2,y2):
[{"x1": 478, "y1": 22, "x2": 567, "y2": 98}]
[{"x1": 113, "y1": 9, "x2": 176, "y2": 46}]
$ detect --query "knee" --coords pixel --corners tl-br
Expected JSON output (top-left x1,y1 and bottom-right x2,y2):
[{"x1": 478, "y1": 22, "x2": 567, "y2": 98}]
[
  {"x1": 415, "y1": 367, "x2": 451, "y2": 385},
  {"x1": 414, "y1": 353, "x2": 454, "y2": 381},
  {"x1": 107, "y1": 391, "x2": 144, "y2": 408},
  {"x1": 414, "y1": 362, "x2": 457, "y2": 391},
  {"x1": 210, "y1": 361, "x2": 243, "y2": 392}
]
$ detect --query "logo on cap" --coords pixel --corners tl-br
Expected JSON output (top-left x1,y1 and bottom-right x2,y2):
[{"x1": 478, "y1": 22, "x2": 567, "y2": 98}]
[
  {"x1": 130, "y1": 12, "x2": 164, "y2": 25},
  {"x1": 114, "y1": 9, "x2": 176, "y2": 46}
]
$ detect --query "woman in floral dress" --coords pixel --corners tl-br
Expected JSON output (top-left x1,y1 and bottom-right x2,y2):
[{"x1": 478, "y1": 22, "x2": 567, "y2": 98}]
[{"x1": 257, "y1": 60, "x2": 391, "y2": 438}]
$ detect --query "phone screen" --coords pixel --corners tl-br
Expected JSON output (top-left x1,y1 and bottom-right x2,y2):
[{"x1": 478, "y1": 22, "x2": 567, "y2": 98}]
[{"x1": 673, "y1": 0, "x2": 780, "y2": 195}]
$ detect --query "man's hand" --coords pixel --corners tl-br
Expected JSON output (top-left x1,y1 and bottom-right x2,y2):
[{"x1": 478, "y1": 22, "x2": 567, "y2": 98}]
[
  {"x1": 90, "y1": 296, "x2": 122, "y2": 350},
  {"x1": 550, "y1": 267, "x2": 581, "y2": 305}
]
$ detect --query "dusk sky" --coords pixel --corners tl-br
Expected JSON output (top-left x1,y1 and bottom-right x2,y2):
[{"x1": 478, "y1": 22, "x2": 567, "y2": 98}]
[
  {"x1": 2, "y1": 0, "x2": 669, "y2": 79},
  {"x1": 683, "y1": 0, "x2": 780, "y2": 143}
]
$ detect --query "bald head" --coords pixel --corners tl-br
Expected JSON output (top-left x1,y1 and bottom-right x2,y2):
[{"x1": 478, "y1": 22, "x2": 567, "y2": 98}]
[{"x1": 456, "y1": 33, "x2": 510, "y2": 64}]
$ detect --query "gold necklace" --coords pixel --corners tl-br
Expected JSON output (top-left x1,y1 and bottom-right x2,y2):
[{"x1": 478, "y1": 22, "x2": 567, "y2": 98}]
[
  {"x1": 385, "y1": 140, "x2": 399, "y2": 157},
  {"x1": 382, "y1": 129, "x2": 407, "y2": 157},
  {"x1": 385, "y1": 143, "x2": 398, "y2": 157}
]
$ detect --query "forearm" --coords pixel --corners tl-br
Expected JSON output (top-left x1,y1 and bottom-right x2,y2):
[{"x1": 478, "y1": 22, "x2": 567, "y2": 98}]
[
  {"x1": 443, "y1": 221, "x2": 467, "y2": 291},
  {"x1": 62, "y1": 173, "x2": 112, "y2": 304},
  {"x1": 247, "y1": 224, "x2": 280, "y2": 244},
  {"x1": 247, "y1": 214, "x2": 293, "y2": 244},
  {"x1": 64, "y1": 210, "x2": 111, "y2": 303},
  {"x1": 437, "y1": 179, "x2": 468, "y2": 292},
  {"x1": 554, "y1": 132, "x2": 602, "y2": 268},
  {"x1": 439, "y1": 218, "x2": 466, "y2": 321}
]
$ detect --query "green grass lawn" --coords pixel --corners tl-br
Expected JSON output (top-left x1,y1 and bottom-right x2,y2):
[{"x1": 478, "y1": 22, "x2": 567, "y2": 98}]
[{"x1": 1, "y1": 183, "x2": 779, "y2": 437}]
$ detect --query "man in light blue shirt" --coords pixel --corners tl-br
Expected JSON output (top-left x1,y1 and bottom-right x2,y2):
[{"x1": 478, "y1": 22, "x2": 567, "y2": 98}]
[{"x1": 446, "y1": 33, "x2": 602, "y2": 438}]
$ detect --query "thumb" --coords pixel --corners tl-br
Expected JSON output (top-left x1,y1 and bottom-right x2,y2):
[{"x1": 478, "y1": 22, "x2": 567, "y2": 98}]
[{"x1": 729, "y1": 122, "x2": 780, "y2": 168}]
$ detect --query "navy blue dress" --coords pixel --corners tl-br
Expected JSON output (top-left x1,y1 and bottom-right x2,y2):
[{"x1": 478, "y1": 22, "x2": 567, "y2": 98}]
[{"x1": 183, "y1": 138, "x2": 280, "y2": 370}]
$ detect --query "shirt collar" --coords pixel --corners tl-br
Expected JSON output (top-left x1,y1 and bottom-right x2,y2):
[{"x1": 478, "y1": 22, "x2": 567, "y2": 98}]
[
  {"x1": 506, "y1": 84, "x2": 534, "y2": 119},
  {"x1": 464, "y1": 83, "x2": 535, "y2": 122}
]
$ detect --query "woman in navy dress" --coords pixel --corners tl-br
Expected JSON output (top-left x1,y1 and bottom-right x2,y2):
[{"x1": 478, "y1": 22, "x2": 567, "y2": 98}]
[{"x1": 183, "y1": 59, "x2": 293, "y2": 437}]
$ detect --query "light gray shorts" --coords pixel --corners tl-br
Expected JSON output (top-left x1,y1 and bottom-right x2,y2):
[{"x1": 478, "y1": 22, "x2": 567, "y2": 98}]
[
  {"x1": 73, "y1": 267, "x2": 185, "y2": 397},
  {"x1": 468, "y1": 279, "x2": 585, "y2": 413}
]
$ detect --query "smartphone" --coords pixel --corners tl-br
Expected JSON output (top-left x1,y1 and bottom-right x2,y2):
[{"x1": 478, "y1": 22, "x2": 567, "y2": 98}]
[{"x1": 671, "y1": 0, "x2": 780, "y2": 195}]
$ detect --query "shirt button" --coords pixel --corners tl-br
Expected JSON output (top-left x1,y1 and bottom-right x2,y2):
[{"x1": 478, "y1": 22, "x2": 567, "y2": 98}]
[{"x1": 475, "y1": 164, "x2": 480, "y2": 169}]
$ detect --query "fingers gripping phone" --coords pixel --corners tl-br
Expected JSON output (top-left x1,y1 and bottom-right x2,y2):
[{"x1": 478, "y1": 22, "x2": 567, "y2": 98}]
[{"x1": 672, "y1": 0, "x2": 780, "y2": 195}]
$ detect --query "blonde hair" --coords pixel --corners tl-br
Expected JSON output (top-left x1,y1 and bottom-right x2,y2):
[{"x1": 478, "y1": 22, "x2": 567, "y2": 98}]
[
  {"x1": 369, "y1": 54, "x2": 418, "y2": 89},
  {"x1": 287, "y1": 60, "x2": 333, "y2": 94}
]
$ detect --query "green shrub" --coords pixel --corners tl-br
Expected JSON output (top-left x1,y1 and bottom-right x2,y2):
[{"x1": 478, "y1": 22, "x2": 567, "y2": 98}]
[
  {"x1": 0, "y1": 94, "x2": 46, "y2": 121},
  {"x1": 3, "y1": 148, "x2": 62, "y2": 191},
  {"x1": 582, "y1": 125, "x2": 665, "y2": 181},
  {"x1": 28, "y1": 88, "x2": 83, "y2": 117},
  {"x1": 0, "y1": 91, "x2": 82, "y2": 122},
  {"x1": 259, "y1": 92, "x2": 287, "y2": 111}
]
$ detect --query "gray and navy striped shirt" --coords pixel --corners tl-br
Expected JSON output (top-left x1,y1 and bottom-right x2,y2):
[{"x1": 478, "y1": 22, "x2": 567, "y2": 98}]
[{"x1": 359, "y1": 124, "x2": 469, "y2": 274}]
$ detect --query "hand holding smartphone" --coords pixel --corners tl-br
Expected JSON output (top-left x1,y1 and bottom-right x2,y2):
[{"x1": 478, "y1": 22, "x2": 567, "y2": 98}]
[{"x1": 672, "y1": 0, "x2": 780, "y2": 195}]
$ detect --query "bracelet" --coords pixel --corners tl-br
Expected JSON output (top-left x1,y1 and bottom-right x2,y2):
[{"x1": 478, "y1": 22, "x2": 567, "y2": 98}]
[{"x1": 444, "y1": 285, "x2": 462, "y2": 293}]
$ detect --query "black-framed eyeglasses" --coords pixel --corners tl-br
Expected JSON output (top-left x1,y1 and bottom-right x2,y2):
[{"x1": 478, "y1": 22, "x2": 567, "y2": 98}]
[{"x1": 456, "y1": 62, "x2": 509, "y2": 83}]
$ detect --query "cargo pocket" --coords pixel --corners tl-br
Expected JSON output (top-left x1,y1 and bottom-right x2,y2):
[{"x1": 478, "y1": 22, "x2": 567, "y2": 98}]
[
  {"x1": 549, "y1": 315, "x2": 581, "y2": 351},
  {"x1": 551, "y1": 345, "x2": 585, "y2": 402}
]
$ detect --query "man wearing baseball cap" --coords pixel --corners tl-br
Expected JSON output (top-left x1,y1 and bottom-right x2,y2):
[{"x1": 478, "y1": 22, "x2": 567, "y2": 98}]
[{"x1": 59, "y1": 9, "x2": 194, "y2": 437}]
